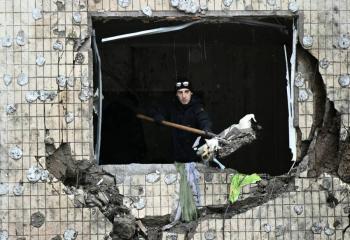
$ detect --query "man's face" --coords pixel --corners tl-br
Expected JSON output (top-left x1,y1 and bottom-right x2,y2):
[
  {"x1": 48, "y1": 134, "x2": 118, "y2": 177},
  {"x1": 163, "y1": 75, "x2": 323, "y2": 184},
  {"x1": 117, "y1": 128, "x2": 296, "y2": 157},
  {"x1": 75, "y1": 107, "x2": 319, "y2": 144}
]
[{"x1": 176, "y1": 88, "x2": 192, "y2": 105}]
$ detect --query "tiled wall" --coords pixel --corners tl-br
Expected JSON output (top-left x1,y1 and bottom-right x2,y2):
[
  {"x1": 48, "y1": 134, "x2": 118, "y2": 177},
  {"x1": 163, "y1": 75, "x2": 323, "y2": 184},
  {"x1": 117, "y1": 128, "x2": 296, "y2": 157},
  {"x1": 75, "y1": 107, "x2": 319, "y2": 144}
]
[
  {"x1": 114, "y1": 167, "x2": 350, "y2": 240},
  {"x1": 0, "y1": 0, "x2": 350, "y2": 239},
  {"x1": 189, "y1": 174, "x2": 350, "y2": 240}
]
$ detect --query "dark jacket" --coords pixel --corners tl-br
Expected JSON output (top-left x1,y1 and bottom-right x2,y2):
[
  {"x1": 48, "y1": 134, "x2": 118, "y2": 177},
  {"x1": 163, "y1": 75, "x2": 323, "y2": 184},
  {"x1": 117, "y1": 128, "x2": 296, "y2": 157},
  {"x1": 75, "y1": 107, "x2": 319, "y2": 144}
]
[{"x1": 151, "y1": 96, "x2": 212, "y2": 162}]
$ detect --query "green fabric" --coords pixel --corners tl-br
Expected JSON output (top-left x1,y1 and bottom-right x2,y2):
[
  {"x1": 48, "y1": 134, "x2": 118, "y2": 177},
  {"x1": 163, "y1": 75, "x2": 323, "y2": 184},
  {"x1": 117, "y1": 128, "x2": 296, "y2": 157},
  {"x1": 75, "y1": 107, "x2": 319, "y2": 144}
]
[
  {"x1": 229, "y1": 173, "x2": 261, "y2": 204},
  {"x1": 175, "y1": 163, "x2": 197, "y2": 222}
]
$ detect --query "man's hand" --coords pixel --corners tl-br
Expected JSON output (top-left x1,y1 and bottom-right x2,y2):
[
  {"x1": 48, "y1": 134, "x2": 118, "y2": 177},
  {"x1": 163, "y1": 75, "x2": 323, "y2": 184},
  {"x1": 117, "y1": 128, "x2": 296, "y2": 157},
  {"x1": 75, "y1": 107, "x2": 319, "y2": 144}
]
[{"x1": 195, "y1": 138, "x2": 220, "y2": 161}]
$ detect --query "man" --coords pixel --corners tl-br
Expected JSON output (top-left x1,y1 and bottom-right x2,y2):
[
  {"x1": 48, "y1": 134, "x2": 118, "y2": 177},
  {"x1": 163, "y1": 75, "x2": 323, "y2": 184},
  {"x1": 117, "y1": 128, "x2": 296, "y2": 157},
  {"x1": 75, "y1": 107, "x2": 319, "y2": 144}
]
[
  {"x1": 150, "y1": 78, "x2": 212, "y2": 226},
  {"x1": 151, "y1": 78, "x2": 212, "y2": 163}
]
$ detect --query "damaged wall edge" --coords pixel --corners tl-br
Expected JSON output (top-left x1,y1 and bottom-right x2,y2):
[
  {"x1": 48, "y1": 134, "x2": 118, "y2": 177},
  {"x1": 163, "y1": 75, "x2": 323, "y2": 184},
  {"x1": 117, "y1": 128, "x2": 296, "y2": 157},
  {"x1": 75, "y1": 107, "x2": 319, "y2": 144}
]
[
  {"x1": 44, "y1": 141, "x2": 300, "y2": 240},
  {"x1": 294, "y1": 47, "x2": 350, "y2": 182}
]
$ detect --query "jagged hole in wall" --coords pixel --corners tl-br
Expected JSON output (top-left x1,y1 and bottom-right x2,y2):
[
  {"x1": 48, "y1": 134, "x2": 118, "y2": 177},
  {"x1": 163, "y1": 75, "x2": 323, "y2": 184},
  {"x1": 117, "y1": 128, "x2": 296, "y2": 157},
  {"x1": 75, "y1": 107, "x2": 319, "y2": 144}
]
[{"x1": 92, "y1": 17, "x2": 294, "y2": 175}]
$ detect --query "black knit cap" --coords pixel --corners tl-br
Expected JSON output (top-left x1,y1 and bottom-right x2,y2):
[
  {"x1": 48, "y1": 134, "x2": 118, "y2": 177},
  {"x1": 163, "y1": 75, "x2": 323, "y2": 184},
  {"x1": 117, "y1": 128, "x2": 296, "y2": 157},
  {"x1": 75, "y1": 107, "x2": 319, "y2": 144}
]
[{"x1": 175, "y1": 77, "x2": 192, "y2": 92}]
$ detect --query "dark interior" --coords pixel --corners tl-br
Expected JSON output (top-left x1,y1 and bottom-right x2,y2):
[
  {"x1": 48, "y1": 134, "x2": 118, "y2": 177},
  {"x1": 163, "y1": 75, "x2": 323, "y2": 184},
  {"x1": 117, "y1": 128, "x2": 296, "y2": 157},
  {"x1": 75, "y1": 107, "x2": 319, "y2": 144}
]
[{"x1": 92, "y1": 17, "x2": 294, "y2": 175}]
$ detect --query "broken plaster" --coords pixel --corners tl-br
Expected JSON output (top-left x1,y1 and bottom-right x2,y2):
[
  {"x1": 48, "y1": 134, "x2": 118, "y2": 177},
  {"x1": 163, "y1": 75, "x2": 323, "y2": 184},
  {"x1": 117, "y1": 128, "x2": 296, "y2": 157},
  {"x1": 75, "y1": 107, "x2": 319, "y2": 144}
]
[
  {"x1": 0, "y1": 230, "x2": 8, "y2": 240},
  {"x1": 13, "y1": 182, "x2": 24, "y2": 196},
  {"x1": 38, "y1": 90, "x2": 57, "y2": 102},
  {"x1": 17, "y1": 73, "x2": 29, "y2": 86},
  {"x1": 118, "y1": 0, "x2": 130, "y2": 8},
  {"x1": 72, "y1": 12, "x2": 82, "y2": 24},
  {"x1": 146, "y1": 171, "x2": 160, "y2": 183},
  {"x1": 298, "y1": 89, "x2": 310, "y2": 102},
  {"x1": 0, "y1": 183, "x2": 9, "y2": 195},
  {"x1": 275, "y1": 225, "x2": 285, "y2": 237},
  {"x1": 338, "y1": 74, "x2": 350, "y2": 87},
  {"x1": 204, "y1": 229, "x2": 216, "y2": 240},
  {"x1": 319, "y1": 58, "x2": 330, "y2": 69},
  {"x1": 302, "y1": 35, "x2": 314, "y2": 49},
  {"x1": 67, "y1": 76, "x2": 75, "y2": 87},
  {"x1": 32, "y1": 8, "x2": 42, "y2": 20},
  {"x1": 8, "y1": 146, "x2": 22, "y2": 160},
  {"x1": 324, "y1": 226, "x2": 335, "y2": 236},
  {"x1": 293, "y1": 205, "x2": 303, "y2": 215},
  {"x1": 3, "y1": 74, "x2": 11, "y2": 86},
  {"x1": 164, "y1": 174, "x2": 177, "y2": 185},
  {"x1": 267, "y1": 0, "x2": 276, "y2": 6},
  {"x1": 173, "y1": 0, "x2": 199, "y2": 14},
  {"x1": 294, "y1": 72, "x2": 305, "y2": 87},
  {"x1": 6, "y1": 104, "x2": 16, "y2": 115},
  {"x1": 53, "y1": 40, "x2": 64, "y2": 51},
  {"x1": 63, "y1": 228, "x2": 78, "y2": 240},
  {"x1": 36, "y1": 55, "x2": 46, "y2": 66},
  {"x1": 16, "y1": 30, "x2": 26, "y2": 46},
  {"x1": 311, "y1": 222, "x2": 323, "y2": 234},
  {"x1": 65, "y1": 112, "x2": 74, "y2": 124},
  {"x1": 1, "y1": 36, "x2": 12, "y2": 47},
  {"x1": 56, "y1": 75, "x2": 67, "y2": 88},
  {"x1": 25, "y1": 91, "x2": 39, "y2": 103},
  {"x1": 27, "y1": 166, "x2": 49, "y2": 183},
  {"x1": 263, "y1": 223, "x2": 272, "y2": 233},
  {"x1": 133, "y1": 197, "x2": 146, "y2": 210},
  {"x1": 340, "y1": 128, "x2": 349, "y2": 141},
  {"x1": 338, "y1": 34, "x2": 350, "y2": 49},
  {"x1": 141, "y1": 6, "x2": 153, "y2": 17},
  {"x1": 79, "y1": 87, "x2": 93, "y2": 101},
  {"x1": 288, "y1": 1, "x2": 299, "y2": 13},
  {"x1": 222, "y1": 0, "x2": 233, "y2": 8},
  {"x1": 55, "y1": 0, "x2": 65, "y2": 11}
]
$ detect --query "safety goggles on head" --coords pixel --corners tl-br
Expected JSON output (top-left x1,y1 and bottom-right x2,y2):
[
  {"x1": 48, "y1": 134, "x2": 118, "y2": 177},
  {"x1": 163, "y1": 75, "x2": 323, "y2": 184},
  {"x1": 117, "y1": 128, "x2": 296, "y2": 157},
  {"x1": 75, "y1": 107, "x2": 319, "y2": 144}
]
[{"x1": 176, "y1": 81, "x2": 189, "y2": 87}]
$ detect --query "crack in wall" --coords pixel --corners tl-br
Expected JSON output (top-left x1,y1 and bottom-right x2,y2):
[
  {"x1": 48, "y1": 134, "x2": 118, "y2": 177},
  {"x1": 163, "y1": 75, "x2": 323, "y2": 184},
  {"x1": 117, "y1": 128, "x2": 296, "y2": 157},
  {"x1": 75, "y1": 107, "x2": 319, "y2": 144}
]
[
  {"x1": 44, "y1": 141, "x2": 297, "y2": 240},
  {"x1": 295, "y1": 48, "x2": 347, "y2": 181}
]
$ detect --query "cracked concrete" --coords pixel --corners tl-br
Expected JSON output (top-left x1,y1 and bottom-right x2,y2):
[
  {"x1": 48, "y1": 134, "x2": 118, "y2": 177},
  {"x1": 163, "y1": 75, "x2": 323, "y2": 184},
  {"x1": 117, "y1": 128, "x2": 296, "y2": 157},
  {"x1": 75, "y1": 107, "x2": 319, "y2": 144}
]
[{"x1": 45, "y1": 141, "x2": 298, "y2": 239}]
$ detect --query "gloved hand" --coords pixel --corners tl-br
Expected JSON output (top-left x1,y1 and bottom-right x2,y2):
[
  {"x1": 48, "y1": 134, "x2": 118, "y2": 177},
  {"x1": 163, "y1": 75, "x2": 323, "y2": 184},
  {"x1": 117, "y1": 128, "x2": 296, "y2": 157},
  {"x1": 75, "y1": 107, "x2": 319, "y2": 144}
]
[
  {"x1": 153, "y1": 114, "x2": 164, "y2": 125},
  {"x1": 195, "y1": 138, "x2": 220, "y2": 161},
  {"x1": 197, "y1": 144, "x2": 214, "y2": 161}
]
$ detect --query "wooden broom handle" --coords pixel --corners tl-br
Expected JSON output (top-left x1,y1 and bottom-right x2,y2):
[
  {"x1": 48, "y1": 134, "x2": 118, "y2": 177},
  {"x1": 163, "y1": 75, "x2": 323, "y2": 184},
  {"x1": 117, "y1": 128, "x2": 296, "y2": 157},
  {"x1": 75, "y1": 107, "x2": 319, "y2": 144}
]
[{"x1": 136, "y1": 113, "x2": 216, "y2": 138}]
